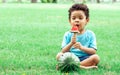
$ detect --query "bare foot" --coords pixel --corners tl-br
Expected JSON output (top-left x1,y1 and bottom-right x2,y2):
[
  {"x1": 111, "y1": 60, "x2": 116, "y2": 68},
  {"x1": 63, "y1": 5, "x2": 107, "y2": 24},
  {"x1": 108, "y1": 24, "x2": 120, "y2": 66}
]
[{"x1": 80, "y1": 65, "x2": 98, "y2": 69}]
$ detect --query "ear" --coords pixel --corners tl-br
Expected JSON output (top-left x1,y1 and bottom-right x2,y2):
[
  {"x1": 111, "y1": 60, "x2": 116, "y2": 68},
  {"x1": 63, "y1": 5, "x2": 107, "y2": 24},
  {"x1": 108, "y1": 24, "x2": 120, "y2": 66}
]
[
  {"x1": 85, "y1": 18, "x2": 89, "y2": 25},
  {"x1": 86, "y1": 18, "x2": 89, "y2": 23},
  {"x1": 86, "y1": 18, "x2": 89, "y2": 22}
]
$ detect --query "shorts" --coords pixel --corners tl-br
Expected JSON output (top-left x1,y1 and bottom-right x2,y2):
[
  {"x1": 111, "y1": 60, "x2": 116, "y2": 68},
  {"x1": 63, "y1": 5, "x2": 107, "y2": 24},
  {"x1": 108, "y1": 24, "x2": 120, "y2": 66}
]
[{"x1": 79, "y1": 55, "x2": 91, "y2": 61}]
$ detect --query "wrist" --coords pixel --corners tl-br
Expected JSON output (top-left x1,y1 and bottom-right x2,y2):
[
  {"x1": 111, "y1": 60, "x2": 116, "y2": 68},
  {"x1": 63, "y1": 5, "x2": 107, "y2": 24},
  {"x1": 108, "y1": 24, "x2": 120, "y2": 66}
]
[
  {"x1": 80, "y1": 46, "x2": 84, "y2": 50},
  {"x1": 69, "y1": 42, "x2": 74, "y2": 46}
]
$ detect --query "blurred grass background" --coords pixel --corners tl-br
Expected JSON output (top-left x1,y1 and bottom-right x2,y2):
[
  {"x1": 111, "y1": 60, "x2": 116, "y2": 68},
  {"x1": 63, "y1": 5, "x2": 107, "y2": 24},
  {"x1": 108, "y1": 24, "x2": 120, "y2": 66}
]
[{"x1": 0, "y1": 3, "x2": 120, "y2": 75}]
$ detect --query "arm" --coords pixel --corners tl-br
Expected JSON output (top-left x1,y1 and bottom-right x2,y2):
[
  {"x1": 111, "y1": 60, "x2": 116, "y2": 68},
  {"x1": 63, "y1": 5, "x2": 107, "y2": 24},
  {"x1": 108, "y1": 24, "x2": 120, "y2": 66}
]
[
  {"x1": 62, "y1": 33, "x2": 77, "y2": 53},
  {"x1": 61, "y1": 42, "x2": 73, "y2": 53},
  {"x1": 73, "y1": 42, "x2": 96, "y2": 55},
  {"x1": 80, "y1": 45, "x2": 96, "y2": 54}
]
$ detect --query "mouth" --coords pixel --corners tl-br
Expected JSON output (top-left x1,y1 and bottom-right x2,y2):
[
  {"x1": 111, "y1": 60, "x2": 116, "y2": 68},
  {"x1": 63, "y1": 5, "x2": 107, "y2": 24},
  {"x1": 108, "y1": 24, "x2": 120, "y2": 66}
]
[{"x1": 75, "y1": 24, "x2": 79, "y2": 28}]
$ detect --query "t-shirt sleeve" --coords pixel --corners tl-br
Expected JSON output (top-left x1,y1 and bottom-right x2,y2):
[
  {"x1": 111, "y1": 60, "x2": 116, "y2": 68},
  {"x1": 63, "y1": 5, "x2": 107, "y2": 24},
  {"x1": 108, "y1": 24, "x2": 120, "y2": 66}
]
[
  {"x1": 61, "y1": 32, "x2": 70, "y2": 49},
  {"x1": 89, "y1": 32, "x2": 97, "y2": 50}
]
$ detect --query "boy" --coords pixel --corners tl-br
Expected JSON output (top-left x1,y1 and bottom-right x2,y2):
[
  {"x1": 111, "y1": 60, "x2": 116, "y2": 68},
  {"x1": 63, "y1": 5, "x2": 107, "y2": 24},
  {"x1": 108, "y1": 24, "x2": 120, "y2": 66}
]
[{"x1": 56, "y1": 3, "x2": 100, "y2": 69}]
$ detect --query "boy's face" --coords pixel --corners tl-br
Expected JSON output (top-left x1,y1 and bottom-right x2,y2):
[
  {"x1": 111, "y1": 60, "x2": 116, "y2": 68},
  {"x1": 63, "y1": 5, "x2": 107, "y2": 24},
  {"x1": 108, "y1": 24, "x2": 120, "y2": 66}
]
[{"x1": 69, "y1": 10, "x2": 89, "y2": 32}]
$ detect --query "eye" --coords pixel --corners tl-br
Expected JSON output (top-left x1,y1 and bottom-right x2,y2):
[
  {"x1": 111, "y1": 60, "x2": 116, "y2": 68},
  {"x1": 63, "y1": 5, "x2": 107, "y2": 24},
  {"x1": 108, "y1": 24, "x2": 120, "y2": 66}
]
[
  {"x1": 72, "y1": 17, "x2": 75, "y2": 20},
  {"x1": 79, "y1": 17, "x2": 83, "y2": 20}
]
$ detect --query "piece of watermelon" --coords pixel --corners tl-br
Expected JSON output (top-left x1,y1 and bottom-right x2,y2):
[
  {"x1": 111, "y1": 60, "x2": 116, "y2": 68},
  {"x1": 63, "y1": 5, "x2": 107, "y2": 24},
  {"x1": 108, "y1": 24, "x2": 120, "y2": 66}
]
[{"x1": 70, "y1": 26, "x2": 79, "y2": 33}]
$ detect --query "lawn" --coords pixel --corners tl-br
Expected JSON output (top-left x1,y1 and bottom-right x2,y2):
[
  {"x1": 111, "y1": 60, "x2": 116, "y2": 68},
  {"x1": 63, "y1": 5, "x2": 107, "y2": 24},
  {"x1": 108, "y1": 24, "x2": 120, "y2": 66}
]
[{"x1": 0, "y1": 3, "x2": 120, "y2": 75}]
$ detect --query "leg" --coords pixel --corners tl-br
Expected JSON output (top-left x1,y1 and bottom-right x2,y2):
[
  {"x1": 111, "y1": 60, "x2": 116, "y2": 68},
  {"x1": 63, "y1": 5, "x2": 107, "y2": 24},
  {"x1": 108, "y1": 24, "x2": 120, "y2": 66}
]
[
  {"x1": 56, "y1": 52, "x2": 64, "y2": 60},
  {"x1": 56, "y1": 52, "x2": 64, "y2": 70},
  {"x1": 80, "y1": 54, "x2": 100, "y2": 69},
  {"x1": 80, "y1": 65, "x2": 98, "y2": 69}
]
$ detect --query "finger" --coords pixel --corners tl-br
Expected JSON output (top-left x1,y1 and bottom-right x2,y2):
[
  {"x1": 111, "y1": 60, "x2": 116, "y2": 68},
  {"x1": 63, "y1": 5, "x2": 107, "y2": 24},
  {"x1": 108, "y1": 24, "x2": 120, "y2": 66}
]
[{"x1": 73, "y1": 44, "x2": 77, "y2": 47}]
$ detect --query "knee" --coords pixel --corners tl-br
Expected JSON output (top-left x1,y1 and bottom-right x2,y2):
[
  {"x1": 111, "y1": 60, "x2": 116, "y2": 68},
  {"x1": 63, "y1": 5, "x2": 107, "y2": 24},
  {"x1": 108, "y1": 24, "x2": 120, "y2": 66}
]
[
  {"x1": 92, "y1": 54, "x2": 100, "y2": 63},
  {"x1": 56, "y1": 52, "x2": 64, "y2": 60}
]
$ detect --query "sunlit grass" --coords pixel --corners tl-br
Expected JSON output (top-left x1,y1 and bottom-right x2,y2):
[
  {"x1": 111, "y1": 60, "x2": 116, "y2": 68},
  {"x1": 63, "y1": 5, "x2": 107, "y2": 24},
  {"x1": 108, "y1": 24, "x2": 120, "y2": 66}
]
[{"x1": 0, "y1": 3, "x2": 120, "y2": 75}]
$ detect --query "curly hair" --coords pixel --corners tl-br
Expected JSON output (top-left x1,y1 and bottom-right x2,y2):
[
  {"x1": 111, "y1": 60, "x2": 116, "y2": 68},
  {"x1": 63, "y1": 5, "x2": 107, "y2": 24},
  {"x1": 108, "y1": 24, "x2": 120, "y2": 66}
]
[{"x1": 68, "y1": 3, "x2": 89, "y2": 20}]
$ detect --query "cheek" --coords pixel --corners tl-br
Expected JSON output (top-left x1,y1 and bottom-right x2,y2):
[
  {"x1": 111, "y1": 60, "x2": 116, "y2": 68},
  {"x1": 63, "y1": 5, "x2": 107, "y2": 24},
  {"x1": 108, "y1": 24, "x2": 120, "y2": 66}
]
[
  {"x1": 81, "y1": 20, "x2": 87, "y2": 24},
  {"x1": 70, "y1": 21, "x2": 74, "y2": 25}
]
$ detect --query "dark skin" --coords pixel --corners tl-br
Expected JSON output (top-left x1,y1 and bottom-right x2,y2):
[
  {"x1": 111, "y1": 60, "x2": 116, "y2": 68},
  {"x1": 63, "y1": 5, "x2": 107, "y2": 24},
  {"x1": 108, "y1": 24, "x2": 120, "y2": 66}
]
[
  {"x1": 57, "y1": 10, "x2": 99, "y2": 69},
  {"x1": 62, "y1": 10, "x2": 96, "y2": 55},
  {"x1": 56, "y1": 4, "x2": 100, "y2": 69}
]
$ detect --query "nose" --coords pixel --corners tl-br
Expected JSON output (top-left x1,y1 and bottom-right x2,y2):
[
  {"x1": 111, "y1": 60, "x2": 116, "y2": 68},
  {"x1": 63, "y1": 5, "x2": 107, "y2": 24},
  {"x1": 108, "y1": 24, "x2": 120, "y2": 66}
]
[{"x1": 75, "y1": 18, "x2": 79, "y2": 23}]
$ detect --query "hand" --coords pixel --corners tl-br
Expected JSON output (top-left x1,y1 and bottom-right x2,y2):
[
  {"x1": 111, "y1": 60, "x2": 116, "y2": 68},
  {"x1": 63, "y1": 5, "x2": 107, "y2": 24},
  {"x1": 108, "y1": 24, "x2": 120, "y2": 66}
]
[
  {"x1": 73, "y1": 42, "x2": 83, "y2": 50},
  {"x1": 70, "y1": 33, "x2": 77, "y2": 44}
]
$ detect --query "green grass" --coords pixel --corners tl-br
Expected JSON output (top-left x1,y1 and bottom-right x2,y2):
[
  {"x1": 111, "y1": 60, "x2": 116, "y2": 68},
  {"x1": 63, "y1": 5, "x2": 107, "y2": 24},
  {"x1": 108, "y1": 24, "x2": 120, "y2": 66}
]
[{"x1": 0, "y1": 3, "x2": 120, "y2": 75}]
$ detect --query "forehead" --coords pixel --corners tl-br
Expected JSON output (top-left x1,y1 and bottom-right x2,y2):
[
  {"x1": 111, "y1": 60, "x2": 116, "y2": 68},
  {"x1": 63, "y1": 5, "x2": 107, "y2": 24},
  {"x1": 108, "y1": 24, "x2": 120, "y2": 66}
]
[{"x1": 71, "y1": 10, "x2": 85, "y2": 17}]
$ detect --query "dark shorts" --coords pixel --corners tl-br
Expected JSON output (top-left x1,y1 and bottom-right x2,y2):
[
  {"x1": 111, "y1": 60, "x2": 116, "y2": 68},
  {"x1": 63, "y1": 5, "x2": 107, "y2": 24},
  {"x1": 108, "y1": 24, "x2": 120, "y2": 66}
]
[{"x1": 79, "y1": 55, "x2": 91, "y2": 61}]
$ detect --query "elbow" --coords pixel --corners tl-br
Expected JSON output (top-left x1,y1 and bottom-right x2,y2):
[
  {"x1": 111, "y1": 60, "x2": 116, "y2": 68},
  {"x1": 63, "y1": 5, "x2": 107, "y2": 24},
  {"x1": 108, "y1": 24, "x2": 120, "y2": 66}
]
[
  {"x1": 89, "y1": 48, "x2": 96, "y2": 54},
  {"x1": 92, "y1": 49, "x2": 97, "y2": 54}
]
